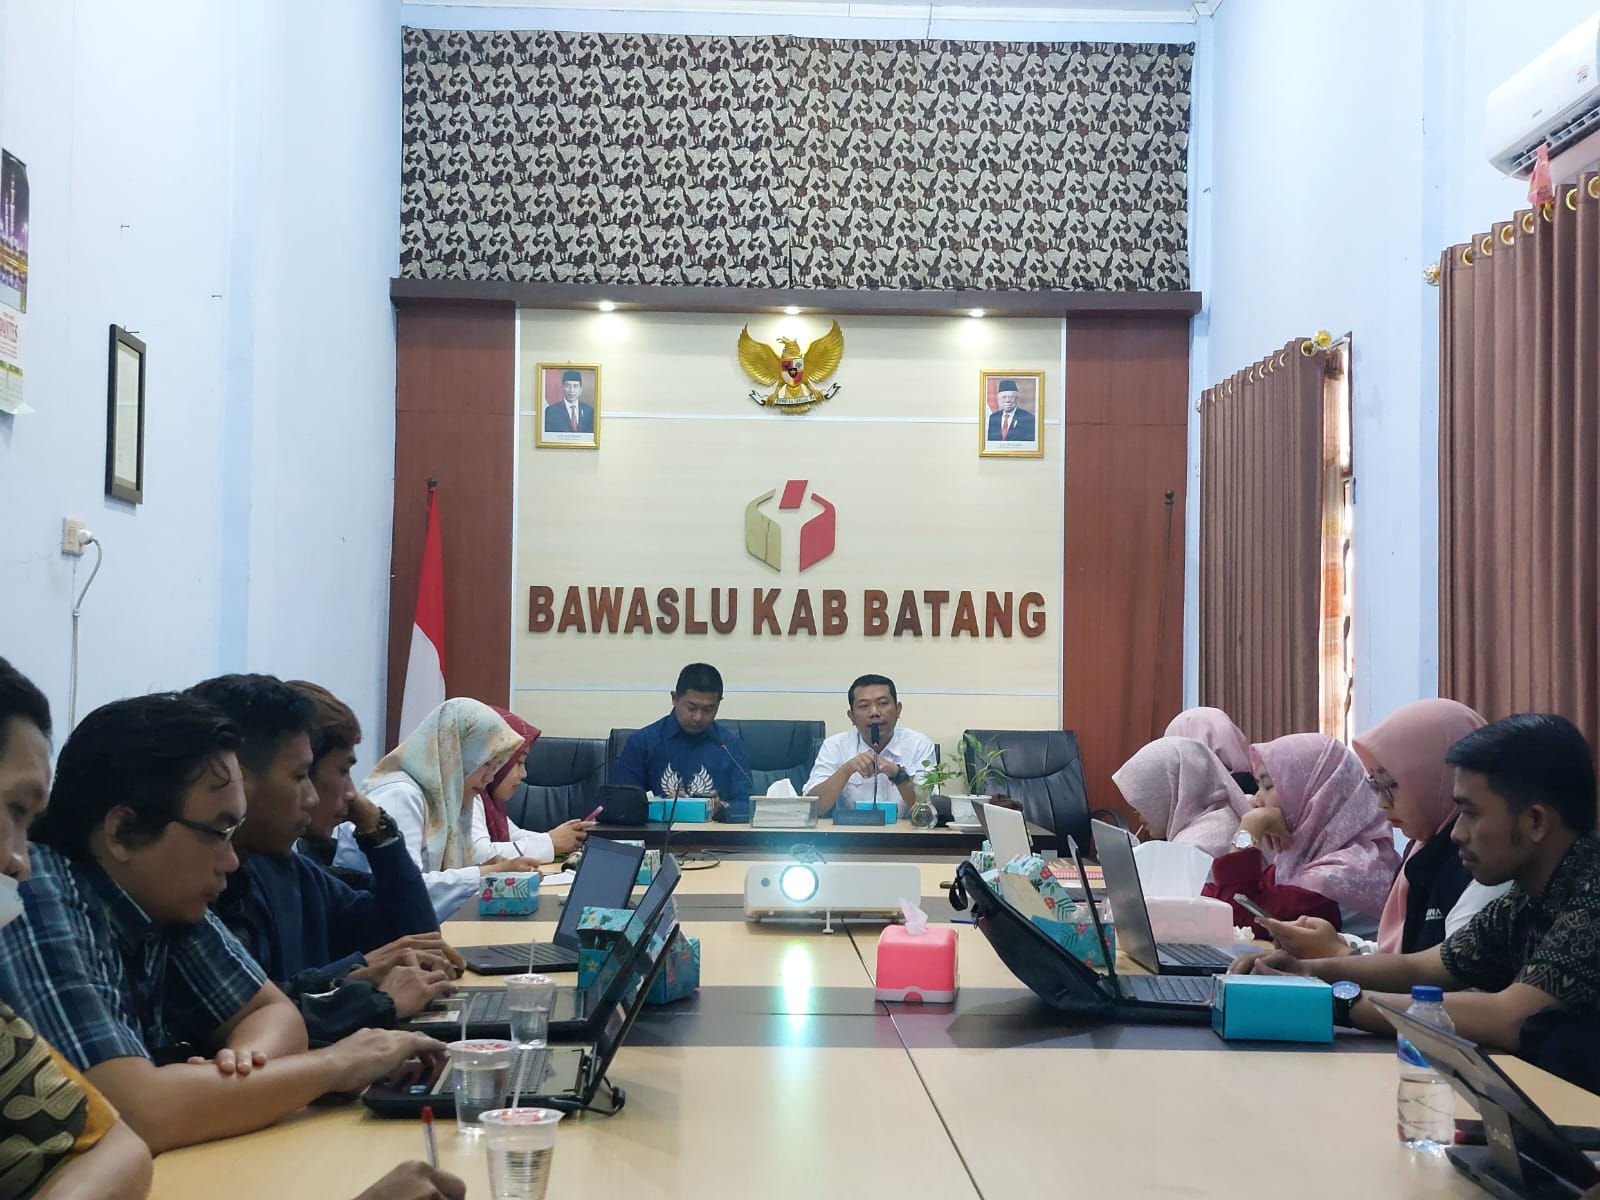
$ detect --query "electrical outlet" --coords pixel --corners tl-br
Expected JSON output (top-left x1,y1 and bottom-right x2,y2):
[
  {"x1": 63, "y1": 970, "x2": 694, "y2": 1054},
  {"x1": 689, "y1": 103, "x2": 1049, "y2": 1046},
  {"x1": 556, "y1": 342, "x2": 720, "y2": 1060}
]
[{"x1": 62, "y1": 518, "x2": 87, "y2": 556}]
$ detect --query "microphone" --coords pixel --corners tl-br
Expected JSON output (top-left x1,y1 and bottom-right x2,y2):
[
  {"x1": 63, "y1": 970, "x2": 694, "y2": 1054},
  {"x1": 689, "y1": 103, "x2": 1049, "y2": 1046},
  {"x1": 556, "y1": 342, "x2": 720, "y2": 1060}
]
[
  {"x1": 716, "y1": 735, "x2": 755, "y2": 823},
  {"x1": 869, "y1": 722, "x2": 883, "y2": 807}
]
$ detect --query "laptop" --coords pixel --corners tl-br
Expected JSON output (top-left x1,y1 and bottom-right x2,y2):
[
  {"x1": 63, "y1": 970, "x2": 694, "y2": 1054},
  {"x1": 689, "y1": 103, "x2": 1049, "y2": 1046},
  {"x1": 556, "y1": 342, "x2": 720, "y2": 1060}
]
[
  {"x1": 1061, "y1": 836, "x2": 1215, "y2": 1019},
  {"x1": 458, "y1": 837, "x2": 645, "y2": 974},
  {"x1": 982, "y1": 802, "x2": 1033, "y2": 865},
  {"x1": 1370, "y1": 997, "x2": 1600, "y2": 1200},
  {"x1": 411, "y1": 854, "x2": 680, "y2": 1042},
  {"x1": 364, "y1": 926, "x2": 676, "y2": 1119},
  {"x1": 1092, "y1": 818, "x2": 1235, "y2": 975}
]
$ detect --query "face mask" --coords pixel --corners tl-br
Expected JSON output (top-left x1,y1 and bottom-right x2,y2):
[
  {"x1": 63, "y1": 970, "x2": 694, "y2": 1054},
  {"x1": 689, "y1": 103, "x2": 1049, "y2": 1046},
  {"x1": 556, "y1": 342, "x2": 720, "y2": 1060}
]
[{"x1": 0, "y1": 874, "x2": 23, "y2": 930}]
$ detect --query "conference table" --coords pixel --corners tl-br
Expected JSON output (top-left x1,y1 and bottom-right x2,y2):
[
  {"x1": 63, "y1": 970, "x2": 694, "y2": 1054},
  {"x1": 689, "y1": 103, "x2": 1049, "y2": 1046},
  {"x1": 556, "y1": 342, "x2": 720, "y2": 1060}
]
[
  {"x1": 591, "y1": 815, "x2": 1059, "y2": 853},
  {"x1": 150, "y1": 850, "x2": 1600, "y2": 1200}
]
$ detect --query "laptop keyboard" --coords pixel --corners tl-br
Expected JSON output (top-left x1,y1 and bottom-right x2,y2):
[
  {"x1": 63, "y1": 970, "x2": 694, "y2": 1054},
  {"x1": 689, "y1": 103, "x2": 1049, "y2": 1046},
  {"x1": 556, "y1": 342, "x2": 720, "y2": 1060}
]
[
  {"x1": 1127, "y1": 973, "x2": 1214, "y2": 1004},
  {"x1": 470, "y1": 942, "x2": 579, "y2": 970},
  {"x1": 1162, "y1": 943, "x2": 1235, "y2": 969}
]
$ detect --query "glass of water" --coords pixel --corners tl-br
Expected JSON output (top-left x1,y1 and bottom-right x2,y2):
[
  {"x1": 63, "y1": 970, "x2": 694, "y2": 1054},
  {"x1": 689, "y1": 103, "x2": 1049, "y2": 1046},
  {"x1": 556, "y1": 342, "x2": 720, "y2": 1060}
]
[
  {"x1": 446, "y1": 1039, "x2": 514, "y2": 1133},
  {"x1": 481, "y1": 1107, "x2": 564, "y2": 1200},
  {"x1": 504, "y1": 974, "x2": 558, "y2": 1048}
]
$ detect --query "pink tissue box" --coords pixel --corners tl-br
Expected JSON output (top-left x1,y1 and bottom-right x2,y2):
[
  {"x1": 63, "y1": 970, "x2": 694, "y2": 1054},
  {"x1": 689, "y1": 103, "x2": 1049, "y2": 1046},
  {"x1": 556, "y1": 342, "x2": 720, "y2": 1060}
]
[{"x1": 874, "y1": 925, "x2": 958, "y2": 1003}]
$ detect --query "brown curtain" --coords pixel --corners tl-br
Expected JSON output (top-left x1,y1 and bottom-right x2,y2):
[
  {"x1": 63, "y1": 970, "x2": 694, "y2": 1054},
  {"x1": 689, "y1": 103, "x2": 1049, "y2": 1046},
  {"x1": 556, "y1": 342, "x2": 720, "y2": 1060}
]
[
  {"x1": 1199, "y1": 339, "x2": 1325, "y2": 742},
  {"x1": 1438, "y1": 179, "x2": 1600, "y2": 744}
]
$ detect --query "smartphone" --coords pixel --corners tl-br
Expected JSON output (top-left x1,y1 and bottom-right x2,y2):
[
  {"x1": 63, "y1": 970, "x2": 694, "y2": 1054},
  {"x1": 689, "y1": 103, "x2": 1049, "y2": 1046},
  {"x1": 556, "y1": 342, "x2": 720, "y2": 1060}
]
[
  {"x1": 1232, "y1": 893, "x2": 1274, "y2": 924},
  {"x1": 583, "y1": 805, "x2": 604, "y2": 822}
]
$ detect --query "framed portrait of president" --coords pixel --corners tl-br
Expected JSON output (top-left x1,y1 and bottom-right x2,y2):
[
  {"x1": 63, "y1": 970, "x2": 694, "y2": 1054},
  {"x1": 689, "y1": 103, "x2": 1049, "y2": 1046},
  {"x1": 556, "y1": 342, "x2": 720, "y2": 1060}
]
[
  {"x1": 535, "y1": 363, "x2": 602, "y2": 449},
  {"x1": 979, "y1": 370, "x2": 1044, "y2": 458}
]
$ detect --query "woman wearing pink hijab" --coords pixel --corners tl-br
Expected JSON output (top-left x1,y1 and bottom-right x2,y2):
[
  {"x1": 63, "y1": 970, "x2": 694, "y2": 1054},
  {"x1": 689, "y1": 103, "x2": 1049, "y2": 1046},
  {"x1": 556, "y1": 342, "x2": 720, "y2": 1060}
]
[
  {"x1": 1112, "y1": 737, "x2": 1247, "y2": 857},
  {"x1": 1164, "y1": 707, "x2": 1258, "y2": 794},
  {"x1": 1204, "y1": 732, "x2": 1399, "y2": 935},
  {"x1": 1259, "y1": 699, "x2": 1510, "y2": 960}
]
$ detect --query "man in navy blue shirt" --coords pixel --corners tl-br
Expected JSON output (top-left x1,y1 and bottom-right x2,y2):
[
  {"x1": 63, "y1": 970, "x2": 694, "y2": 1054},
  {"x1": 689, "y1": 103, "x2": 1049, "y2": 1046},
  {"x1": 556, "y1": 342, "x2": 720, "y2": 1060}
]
[
  {"x1": 190, "y1": 675, "x2": 453, "y2": 1044},
  {"x1": 615, "y1": 663, "x2": 752, "y2": 822}
]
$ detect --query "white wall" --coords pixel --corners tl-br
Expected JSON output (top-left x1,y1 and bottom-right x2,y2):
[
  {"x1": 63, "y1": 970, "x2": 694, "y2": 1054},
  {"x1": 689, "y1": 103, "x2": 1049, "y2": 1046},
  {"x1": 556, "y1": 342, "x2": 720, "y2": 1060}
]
[
  {"x1": 1198, "y1": 0, "x2": 1599, "y2": 730},
  {"x1": 0, "y1": 0, "x2": 399, "y2": 770}
]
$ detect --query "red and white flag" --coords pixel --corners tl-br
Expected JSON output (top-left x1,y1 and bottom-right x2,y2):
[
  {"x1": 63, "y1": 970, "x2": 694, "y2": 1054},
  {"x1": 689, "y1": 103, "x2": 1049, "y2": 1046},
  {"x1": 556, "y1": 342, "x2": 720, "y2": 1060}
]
[{"x1": 398, "y1": 485, "x2": 446, "y2": 742}]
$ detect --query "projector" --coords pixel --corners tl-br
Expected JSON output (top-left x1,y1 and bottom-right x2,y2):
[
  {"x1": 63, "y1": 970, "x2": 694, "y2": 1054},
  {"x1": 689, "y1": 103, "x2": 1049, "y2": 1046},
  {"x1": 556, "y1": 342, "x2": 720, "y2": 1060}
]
[{"x1": 744, "y1": 861, "x2": 922, "y2": 932}]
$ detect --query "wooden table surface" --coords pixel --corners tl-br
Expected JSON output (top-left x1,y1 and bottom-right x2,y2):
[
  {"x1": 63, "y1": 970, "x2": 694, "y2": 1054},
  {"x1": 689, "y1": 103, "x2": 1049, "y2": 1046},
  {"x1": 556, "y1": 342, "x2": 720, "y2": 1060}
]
[{"x1": 151, "y1": 856, "x2": 1600, "y2": 1199}]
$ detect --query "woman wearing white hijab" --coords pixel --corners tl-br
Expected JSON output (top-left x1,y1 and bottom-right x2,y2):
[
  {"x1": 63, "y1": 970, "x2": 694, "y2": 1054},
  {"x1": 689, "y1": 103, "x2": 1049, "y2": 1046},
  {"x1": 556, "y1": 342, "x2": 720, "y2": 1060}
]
[{"x1": 363, "y1": 698, "x2": 540, "y2": 920}]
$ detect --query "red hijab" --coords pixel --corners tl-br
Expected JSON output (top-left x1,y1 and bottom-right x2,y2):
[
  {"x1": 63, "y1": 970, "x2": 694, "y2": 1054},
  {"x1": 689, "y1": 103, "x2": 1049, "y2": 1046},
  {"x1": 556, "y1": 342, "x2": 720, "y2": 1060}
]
[{"x1": 482, "y1": 707, "x2": 540, "y2": 842}]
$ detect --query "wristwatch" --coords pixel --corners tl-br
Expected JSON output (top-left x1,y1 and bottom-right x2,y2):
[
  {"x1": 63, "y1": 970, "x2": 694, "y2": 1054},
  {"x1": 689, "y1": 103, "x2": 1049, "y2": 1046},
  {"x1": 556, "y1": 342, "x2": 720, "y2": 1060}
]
[
  {"x1": 893, "y1": 764, "x2": 911, "y2": 785},
  {"x1": 1232, "y1": 828, "x2": 1257, "y2": 851},
  {"x1": 1332, "y1": 980, "x2": 1362, "y2": 1027},
  {"x1": 354, "y1": 809, "x2": 401, "y2": 849}
]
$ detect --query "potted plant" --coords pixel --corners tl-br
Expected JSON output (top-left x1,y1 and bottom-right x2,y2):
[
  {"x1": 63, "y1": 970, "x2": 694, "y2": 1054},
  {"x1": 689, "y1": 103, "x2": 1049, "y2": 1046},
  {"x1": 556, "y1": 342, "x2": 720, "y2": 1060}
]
[{"x1": 917, "y1": 735, "x2": 1008, "y2": 826}]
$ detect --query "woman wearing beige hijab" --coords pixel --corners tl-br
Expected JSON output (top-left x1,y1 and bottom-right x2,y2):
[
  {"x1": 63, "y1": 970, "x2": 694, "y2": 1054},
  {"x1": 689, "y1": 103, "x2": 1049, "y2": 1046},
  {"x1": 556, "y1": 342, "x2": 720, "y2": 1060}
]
[
  {"x1": 1164, "y1": 707, "x2": 1258, "y2": 793},
  {"x1": 1112, "y1": 737, "x2": 1248, "y2": 857}
]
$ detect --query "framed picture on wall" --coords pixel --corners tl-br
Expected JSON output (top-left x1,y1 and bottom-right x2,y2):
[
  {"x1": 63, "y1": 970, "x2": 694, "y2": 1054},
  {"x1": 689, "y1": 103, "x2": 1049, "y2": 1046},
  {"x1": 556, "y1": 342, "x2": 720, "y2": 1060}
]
[
  {"x1": 535, "y1": 363, "x2": 601, "y2": 449},
  {"x1": 105, "y1": 325, "x2": 146, "y2": 503},
  {"x1": 979, "y1": 370, "x2": 1043, "y2": 459}
]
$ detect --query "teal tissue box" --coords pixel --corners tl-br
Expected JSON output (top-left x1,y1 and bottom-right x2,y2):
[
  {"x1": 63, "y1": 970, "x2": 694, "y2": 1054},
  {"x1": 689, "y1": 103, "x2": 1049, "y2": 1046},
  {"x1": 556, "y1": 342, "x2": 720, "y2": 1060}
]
[
  {"x1": 617, "y1": 842, "x2": 658, "y2": 885},
  {"x1": 648, "y1": 797, "x2": 711, "y2": 823},
  {"x1": 1029, "y1": 913, "x2": 1115, "y2": 969},
  {"x1": 645, "y1": 934, "x2": 700, "y2": 1005},
  {"x1": 1211, "y1": 974, "x2": 1332, "y2": 1042},
  {"x1": 575, "y1": 905, "x2": 630, "y2": 951},
  {"x1": 478, "y1": 872, "x2": 540, "y2": 916}
]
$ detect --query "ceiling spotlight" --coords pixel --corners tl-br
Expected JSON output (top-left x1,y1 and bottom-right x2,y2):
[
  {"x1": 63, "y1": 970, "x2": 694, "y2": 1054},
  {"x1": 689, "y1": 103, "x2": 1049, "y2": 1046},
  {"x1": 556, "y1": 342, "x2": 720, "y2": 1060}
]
[
  {"x1": 783, "y1": 306, "x2": 801, "y2": 316},
  {"x1": 968, "y1": 308, "x2": 986, "y2": 319},
  {"x1": 598, "y1": 300, "x2": 617, "y2": 313}
]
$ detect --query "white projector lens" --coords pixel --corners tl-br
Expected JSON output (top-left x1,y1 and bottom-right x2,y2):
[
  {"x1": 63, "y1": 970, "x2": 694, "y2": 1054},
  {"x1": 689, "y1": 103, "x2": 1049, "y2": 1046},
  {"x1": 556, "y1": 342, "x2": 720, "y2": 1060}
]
[{"x1": 778, "y1": 864, "x2": 819, "y2": 903}]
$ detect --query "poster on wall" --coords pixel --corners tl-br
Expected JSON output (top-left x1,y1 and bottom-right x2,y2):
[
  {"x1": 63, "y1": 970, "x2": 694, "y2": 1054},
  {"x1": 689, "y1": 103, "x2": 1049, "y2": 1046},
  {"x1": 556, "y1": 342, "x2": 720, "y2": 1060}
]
[{"x1": 0, "y1": 149, "x2": 29, "y2": 414}]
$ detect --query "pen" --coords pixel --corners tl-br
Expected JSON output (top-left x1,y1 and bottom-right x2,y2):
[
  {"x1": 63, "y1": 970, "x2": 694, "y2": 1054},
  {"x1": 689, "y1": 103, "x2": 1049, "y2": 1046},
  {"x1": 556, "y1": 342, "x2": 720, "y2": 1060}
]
[{"x1": 421, "y1": 1105, "x2": 438, "y2": 1168}]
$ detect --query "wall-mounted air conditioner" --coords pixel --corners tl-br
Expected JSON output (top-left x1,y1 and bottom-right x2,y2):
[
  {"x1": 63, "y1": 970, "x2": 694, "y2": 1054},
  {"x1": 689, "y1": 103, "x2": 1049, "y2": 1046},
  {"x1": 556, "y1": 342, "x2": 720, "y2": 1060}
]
[{"x1": 1487, "y1": 12, "x2": 1600, "y2": 178}]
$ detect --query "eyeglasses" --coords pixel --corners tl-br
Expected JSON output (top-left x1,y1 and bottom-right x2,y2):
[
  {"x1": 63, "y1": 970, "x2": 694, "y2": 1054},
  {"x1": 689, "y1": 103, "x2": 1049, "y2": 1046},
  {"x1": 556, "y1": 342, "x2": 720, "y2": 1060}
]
[
  {"x1": 170, "y1": 816, "x2": 244, "y2": 846},
  {"x1": 1364, "y1": 775, "x2": 1398, "y2": 802}
]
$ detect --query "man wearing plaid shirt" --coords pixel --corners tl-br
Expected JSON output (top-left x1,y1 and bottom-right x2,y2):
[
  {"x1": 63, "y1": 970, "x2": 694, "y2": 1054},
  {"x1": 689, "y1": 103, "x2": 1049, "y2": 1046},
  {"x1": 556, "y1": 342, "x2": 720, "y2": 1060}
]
[{"x1": 0, "y1": 692, "x2": 439, "y2": 1153}]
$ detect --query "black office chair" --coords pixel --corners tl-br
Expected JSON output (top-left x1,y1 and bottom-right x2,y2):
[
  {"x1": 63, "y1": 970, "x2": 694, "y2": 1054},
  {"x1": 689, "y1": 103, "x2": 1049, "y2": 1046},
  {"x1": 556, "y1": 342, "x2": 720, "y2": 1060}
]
[
  {"x1": 506, "y1": 735, "x2": 607, "y2": 830},
  {"x1": 962, "y1": 729, "x2": 1109, "y2": 851},
  {"x1": 715, "y1": 719, "x2": 826, "y2": 794}
]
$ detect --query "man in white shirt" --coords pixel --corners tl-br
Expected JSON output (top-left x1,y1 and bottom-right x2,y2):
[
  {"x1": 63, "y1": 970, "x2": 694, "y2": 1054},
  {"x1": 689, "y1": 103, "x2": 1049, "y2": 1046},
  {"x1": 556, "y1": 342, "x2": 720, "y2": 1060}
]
[{"x1": 804, "y1": 675, "x2": 935, "y2": 817}]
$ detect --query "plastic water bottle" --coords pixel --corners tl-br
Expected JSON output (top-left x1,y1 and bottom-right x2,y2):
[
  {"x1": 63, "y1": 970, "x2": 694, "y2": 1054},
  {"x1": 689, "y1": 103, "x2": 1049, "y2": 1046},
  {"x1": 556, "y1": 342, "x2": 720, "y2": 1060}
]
[{"x1": 1396, "y1": 985, "x2": 1457, "y2": 1152}]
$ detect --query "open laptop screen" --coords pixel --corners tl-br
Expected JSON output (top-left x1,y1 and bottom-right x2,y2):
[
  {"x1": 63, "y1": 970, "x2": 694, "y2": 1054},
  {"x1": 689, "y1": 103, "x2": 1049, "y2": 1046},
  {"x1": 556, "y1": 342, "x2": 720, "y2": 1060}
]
[
  {"x1": 553, "y1": 837, "x2": 644, "y2": 949},
  {"x1": 1091, "y1": 820, "x2": 1162, "y2": 974}
]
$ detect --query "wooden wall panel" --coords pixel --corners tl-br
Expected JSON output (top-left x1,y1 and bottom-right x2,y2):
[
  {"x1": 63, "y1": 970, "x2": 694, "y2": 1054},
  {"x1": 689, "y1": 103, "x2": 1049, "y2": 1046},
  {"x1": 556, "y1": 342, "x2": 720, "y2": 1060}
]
[
  {"x1": 388, "y1": 301, "x2": 517, "y2": 748},
  {"x1": 1062, "y1": 314, "x2": 1192, "y2": 823}
]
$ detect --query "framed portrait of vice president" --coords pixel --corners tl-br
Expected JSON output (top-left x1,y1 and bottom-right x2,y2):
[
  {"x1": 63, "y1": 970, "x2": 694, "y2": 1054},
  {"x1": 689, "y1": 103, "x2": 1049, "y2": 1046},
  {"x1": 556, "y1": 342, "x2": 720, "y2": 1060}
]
[
  {"x1": 979, "y1": 370, "x2": 1043, "y2": 458},
  {"x1": 536, "y1": 363, "x2": 601, "y2": 449}
]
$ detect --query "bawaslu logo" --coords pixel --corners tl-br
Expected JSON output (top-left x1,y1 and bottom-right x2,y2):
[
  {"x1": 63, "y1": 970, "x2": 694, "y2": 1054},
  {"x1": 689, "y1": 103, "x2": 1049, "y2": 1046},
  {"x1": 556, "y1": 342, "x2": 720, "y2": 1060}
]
[{"x1": 745, "y1": 479, "x2": 835, "y2": 572}]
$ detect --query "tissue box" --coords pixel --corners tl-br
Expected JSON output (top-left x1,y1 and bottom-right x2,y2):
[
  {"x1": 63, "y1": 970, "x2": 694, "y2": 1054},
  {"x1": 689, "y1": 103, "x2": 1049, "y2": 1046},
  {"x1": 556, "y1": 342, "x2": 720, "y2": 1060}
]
[
  {"x1": 478, "y1": 872, "x2": 540, "y2": 916},
  {"x1": 616, "y1": 843, "x2": 659, "y2": 886},
  {"x1": 648, "y1": 797, "x2": 711, "y2": 823},
  {"x1": 644, "y1": 933, "x2": 700, "y2": 1005},
  {"x1": 575, "y1": 905, "x2": 631, "y2": 951},
  {"x1": 1211, "y1": 974, "x2": 1332, "y2": 1043},
  {"x1": 875, "y1": 925, "x2": 958, "y2": 1002},
  {"x1": 968, "y1": 843, "x2": 996, "y2": 873},
  {"x1": 1145, "y1": 896, "x2": 1235, "y2": 947},
  {"x1": 1029, "y1": 910, "x2": 1115, "y2": 969}
]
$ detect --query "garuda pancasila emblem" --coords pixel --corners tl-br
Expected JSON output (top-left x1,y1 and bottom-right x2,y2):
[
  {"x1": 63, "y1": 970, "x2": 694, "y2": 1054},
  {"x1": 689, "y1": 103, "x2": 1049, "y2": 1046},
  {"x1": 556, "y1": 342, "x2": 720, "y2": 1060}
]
[{"x1": 737, "y1": 320, "x2": 845, "y2": 413}]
